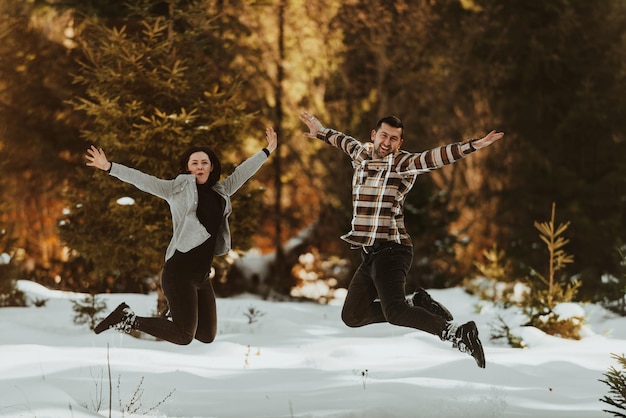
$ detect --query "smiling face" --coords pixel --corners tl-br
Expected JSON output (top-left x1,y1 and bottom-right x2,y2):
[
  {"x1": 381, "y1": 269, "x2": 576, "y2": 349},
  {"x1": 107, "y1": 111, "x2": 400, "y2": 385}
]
[
  {"x1": 187, "y1": 151, "x2": 213, "y2": 184},
  {"x1": 371, "y1": 122, "x2": 403, "y2": 159}
]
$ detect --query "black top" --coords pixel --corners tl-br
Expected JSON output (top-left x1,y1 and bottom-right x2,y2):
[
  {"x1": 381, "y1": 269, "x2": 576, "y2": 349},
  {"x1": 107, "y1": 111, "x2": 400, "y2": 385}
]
[{"x1": 165, "y1": 182, "x2": 226, "y2": 274}]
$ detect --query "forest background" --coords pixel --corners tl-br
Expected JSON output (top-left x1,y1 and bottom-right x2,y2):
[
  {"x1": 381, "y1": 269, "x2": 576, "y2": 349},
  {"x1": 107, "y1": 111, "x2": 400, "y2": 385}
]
[{"x1": 1, "y1": 0, "x2": 625, "y2": 310}]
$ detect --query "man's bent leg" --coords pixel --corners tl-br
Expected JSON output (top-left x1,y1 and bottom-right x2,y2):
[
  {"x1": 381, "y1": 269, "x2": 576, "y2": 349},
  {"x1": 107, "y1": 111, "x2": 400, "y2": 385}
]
[
  {"x1": 371, "y1": 244, "x2": 446, "y2": 336},
  {"x1": 341, "y1": 253, "x2": 386, "y2": 327}
]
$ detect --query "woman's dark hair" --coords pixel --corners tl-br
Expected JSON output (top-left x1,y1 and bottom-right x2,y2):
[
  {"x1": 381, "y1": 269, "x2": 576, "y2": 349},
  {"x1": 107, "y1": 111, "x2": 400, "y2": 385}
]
[{"x1": 179, "y1": 146, "x2": 222, "y2": 186}]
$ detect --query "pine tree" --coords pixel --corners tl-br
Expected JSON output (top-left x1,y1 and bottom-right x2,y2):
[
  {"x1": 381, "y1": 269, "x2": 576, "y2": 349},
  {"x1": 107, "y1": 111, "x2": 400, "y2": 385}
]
[
  {"x1": 0, "y1": 0, "x2": 83, "y2": 278},
  {"x1": 468, "y1": 0, "x2": 626, "y2": 292},
  {"x1": 210, "y1": 0, "x2": 348, "y2": 293},
  {"x1": 60, "y1": 0, "x2": 260, "y2": 292},
  {"x1": 71, "y1": 294, "x2": 107, "y2": 330},
  {"x1": 600, "y1": 353, "x2": 626, "y2": 417}
]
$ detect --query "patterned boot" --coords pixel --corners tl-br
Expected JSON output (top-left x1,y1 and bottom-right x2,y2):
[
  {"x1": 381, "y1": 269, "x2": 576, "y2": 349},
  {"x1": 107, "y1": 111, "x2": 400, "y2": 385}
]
[
  {"x1": 94, "y1": 302, "x2": 137, "y2": 334},
  {"x1": 441, "y1": 321, "x2": 486, "y2": 368}
]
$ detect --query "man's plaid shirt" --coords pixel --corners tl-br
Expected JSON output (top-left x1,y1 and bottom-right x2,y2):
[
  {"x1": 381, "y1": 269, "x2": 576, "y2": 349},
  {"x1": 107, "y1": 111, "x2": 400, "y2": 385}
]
[{"x1": 317, "y1": 128, "x2": 476, "y2": 248}]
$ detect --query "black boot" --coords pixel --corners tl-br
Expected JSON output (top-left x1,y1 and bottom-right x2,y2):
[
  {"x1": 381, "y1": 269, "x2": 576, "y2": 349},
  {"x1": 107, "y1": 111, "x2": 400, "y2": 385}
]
[
  {"x1": 412, "y1": 288, "x2": 454, "y2": 321},
  {"x1": 442, "y1": 321, "x2": 486, "y2": 368},
  {"x1": 94, "y1": 302, "x2": 137, "y2": 334}
]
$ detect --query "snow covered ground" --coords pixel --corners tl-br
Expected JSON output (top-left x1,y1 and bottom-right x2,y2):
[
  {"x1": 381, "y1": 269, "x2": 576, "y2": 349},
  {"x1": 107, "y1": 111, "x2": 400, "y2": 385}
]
[{"x1": 0, "y1": 280, "x2": 624, "y2": 418}]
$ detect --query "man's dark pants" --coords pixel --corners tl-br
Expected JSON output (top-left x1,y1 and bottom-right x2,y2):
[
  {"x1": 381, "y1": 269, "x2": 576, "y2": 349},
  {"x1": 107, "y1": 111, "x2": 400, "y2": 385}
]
[{"x1": 341, "y1": 241, "x2": 446, "y2": 336}]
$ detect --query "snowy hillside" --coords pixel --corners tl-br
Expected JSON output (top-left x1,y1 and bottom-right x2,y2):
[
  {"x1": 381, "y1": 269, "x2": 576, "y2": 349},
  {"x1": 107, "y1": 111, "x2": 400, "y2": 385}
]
[{"x1": 0, "y1": 280, "x2": 624, "y2": 418}]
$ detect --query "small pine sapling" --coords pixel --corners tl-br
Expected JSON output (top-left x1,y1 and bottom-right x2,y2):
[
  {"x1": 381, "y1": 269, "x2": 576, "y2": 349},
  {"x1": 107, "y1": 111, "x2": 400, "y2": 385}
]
[
  {"x1": 474, "y1": 244, "x2": 511, "y2": 283},
  {"x1": 469, "y1": 244, "x2": 523, "y2": 305},
  {"x1": 72, "y1": 294, "x2": 107, "y2": 330},
  {"x1": 604, "y1": 245, "x2": 626, "y2": 316},
  {"x1": 600, "y1": 353, "x2": 626, "y2": 417},
  {"x1": 244, "y1": 305, "x2": 265, "y2": 324},
  {"x1": 525, "y1": 203, "x2": 582, "y2": 339},
  {"x1": 490, "y1": 315, "x2": 526, "y2": 349}
]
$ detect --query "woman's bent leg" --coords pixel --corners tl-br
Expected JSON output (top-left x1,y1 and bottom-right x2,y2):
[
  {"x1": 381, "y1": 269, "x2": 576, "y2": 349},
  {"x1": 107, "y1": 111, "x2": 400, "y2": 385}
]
[
  {"x1": 194, "y1": 279, "x2": 217, "y2": 343},
  {"x1": 135, "y1": 268, "x2": 199, "y2": 345}
]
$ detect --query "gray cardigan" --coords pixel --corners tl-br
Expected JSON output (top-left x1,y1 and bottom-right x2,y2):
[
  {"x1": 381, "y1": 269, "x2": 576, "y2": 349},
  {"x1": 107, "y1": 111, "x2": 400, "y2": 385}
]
[{"x1": 109, "y1": 150, "x2": 269, "y2": 261}]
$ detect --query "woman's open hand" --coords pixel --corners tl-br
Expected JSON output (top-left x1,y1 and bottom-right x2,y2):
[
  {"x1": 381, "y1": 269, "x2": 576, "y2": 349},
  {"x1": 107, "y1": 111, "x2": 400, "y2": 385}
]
[
  {"x1": 265, "y1": 127, "x2": 278, "y2": 153},
  {"x1": 85, "y1": 145, "x2": 112, "y2": 171}
]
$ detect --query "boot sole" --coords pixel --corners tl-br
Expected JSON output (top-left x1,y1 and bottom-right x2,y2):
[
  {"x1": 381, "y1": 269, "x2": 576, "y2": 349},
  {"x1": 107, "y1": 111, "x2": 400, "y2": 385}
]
[{"x1": 464, "y1": 321, "x2": 486, "y2": 368}]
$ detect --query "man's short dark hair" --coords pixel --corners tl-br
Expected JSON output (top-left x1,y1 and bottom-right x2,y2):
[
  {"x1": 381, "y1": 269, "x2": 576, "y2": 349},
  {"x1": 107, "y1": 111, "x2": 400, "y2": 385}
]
[
  {"x1": 375, "y1": 116, "x2": 404, "y2": 139},
  {"x1": 179, "y1": 146, "x2": 222, "y2": 186}
]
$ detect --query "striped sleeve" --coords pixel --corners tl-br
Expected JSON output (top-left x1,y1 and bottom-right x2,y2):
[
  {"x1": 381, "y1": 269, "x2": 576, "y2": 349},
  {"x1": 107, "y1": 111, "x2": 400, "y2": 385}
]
[
  {"x1": 317, "y1": 128, "x2": 368, "y2": 161},
  {"x1": 395, "y1": 141, "x2": 475, "y2": 175}
]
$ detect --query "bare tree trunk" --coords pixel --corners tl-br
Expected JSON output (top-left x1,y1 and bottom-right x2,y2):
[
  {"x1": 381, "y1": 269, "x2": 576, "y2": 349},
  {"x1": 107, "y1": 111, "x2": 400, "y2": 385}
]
[{"x1": 270, "y1": 0, "x2": 291, "y2": 295}]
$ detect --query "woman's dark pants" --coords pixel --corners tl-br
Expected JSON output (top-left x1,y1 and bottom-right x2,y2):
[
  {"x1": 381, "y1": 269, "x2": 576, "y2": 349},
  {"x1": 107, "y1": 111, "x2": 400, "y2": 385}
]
[{"x1": 135, "y1": 267, "x2": 217, "y2": 345}]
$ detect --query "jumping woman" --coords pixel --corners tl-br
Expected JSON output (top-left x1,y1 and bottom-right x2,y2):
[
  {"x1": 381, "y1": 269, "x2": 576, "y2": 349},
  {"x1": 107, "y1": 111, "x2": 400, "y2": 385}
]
[{"x1": 86, "y1": 127, "x2": 277, "y2": 345}]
